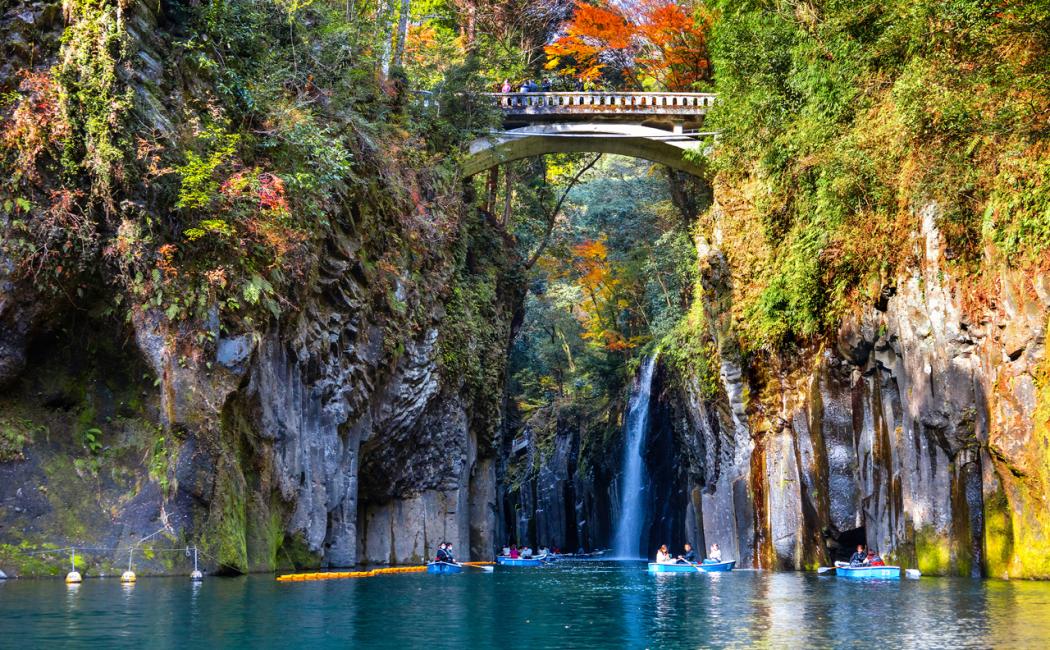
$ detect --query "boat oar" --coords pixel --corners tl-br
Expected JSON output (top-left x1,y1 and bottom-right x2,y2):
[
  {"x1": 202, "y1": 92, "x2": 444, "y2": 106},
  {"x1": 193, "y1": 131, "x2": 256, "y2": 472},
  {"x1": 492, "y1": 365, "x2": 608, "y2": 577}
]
[
  {"x1": 680, "y1": 557, "x2": 704, "y2": 573},
  {"x1": 463, "y1": 563, "x2": 494, "y2": 573},
  {"x1": 817, "y1": 566, "x2": 835, "y2": 575}
]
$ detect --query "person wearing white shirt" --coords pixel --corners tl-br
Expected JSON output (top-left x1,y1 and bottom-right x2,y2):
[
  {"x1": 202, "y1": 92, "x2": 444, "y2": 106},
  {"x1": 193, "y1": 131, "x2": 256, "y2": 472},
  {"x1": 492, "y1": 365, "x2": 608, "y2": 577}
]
[
  {"x1": 656, "y1": 544, "x2": 675, "y2": 564},
  {"x1": 707, "y1": 543, "x2": 722, "y2": 562}
]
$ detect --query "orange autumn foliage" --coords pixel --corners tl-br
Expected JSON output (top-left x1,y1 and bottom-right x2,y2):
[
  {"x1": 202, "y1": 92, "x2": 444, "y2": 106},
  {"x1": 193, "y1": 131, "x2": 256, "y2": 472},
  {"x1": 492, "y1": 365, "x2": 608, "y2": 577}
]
[
  {"x1": 569, "y1": 238, "x2": 640, "y2": 351},
  {"x1": 545, "y1": 0, "x2": 713, "y2": 91}
]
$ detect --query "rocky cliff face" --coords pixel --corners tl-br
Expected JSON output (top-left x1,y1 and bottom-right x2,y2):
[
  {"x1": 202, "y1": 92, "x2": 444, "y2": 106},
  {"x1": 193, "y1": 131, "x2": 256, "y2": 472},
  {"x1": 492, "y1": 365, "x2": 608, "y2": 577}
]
[
  {"x1": 505, "y1": 200, "x2": 1049, "y2": 580},
  {"x1": 0, "y1": 204, "x2": 521, "y2": 577},
  {"x1": 0, "y1": 0, "x2": 523, "y2": 576},
  {"x1": 672, "y1": 202, "x2": 1050, "y2": 578}
]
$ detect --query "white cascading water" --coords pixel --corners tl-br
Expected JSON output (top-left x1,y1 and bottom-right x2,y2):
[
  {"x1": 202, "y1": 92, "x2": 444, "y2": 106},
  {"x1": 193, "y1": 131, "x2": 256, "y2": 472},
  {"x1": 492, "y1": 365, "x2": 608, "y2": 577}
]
[{"x1": 612, "y1": 355, "x2": 657, "y2": 559}]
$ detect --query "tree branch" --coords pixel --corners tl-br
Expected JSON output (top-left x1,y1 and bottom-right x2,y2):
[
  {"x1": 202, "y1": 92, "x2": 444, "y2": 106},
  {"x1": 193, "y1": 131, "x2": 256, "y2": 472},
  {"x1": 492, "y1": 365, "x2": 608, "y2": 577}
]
[{"x1": 524, "y1": 153, "x2": 602, "y2": 270}]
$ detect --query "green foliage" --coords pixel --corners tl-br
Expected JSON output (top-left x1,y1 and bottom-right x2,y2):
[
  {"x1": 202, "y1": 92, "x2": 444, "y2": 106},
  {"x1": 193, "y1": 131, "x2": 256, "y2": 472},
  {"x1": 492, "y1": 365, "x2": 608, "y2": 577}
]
[
  {"x1": 660, "y1": 288, "x2": 720, "y2": 399},
  {"x1": 148, "y1": 436, "x2": 171, "y2": 492},
  {"x1": 706, "y1": 0, "x2": 1050, "y2": 350},
  {"x1": 175, "y1": 126, "x2": 240, "y2": 210},
  {"x1": 0, "y1": 418, "x2": 45, "y2": 462},
  {"x1": 57, "y1": 0, "x2": 134, "y2": 199}
]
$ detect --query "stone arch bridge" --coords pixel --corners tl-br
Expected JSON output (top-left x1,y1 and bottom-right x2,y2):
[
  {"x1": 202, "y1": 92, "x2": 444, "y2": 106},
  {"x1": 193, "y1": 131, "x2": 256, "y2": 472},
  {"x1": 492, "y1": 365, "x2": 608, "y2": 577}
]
[{"x1": 462, "y1": 92, "x2": 715, "y2": 178}]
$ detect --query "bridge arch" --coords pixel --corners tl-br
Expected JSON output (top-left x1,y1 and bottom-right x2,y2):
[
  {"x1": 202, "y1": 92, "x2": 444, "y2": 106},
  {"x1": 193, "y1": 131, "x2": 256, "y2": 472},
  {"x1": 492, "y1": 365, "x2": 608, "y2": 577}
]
[
  {"x1": 461, "y1": 92, "x2": 714, "y2": 178},
  {"x1": 463, "y1": 123, "x2": 706, "y2": 178}
]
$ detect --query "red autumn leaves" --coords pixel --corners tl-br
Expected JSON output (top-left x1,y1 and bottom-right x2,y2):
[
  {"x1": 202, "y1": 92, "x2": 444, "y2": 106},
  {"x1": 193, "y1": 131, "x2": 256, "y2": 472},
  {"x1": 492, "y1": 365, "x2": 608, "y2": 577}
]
[{"x1": 545, "y1": 0, "x2": 713, "y2": 91}]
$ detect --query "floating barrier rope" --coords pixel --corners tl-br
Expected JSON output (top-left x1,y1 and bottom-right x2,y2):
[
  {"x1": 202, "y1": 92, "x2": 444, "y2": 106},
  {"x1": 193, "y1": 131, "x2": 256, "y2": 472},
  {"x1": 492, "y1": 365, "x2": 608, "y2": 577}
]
[
  {"x1": 276, "y1": 562, "x2": 496, "y2": 582},
  {"x1": 9, "y1": 534, "x2": 211, "y2": 582}
]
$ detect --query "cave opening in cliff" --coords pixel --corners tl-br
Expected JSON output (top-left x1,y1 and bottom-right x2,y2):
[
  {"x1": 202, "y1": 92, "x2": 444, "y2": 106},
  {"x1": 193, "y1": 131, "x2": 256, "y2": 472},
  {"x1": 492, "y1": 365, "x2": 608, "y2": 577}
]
[
  {"x1": 825, "y1": 526, "x2": 867, "y2": 563},
  {"x1": 490, "y1": 154, "x2": 709, "y2": 555}
]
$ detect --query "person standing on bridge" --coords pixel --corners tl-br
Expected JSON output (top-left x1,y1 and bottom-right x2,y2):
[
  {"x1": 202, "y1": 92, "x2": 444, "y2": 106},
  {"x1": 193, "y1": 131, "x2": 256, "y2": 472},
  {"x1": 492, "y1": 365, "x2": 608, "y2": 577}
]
[
  {"x1": 501, "y1": 79, "x2": 511, "y2": 93},
  {"x1": 541, "y1": 78, "x2": 552, "y2": 93}
]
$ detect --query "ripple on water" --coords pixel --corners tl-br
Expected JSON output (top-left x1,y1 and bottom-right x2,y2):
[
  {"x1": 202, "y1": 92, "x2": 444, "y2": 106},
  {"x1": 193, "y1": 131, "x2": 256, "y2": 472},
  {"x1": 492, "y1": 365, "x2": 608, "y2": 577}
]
[{"x1": 2, "y1": 563, "x2": 1050, "y2": 649}]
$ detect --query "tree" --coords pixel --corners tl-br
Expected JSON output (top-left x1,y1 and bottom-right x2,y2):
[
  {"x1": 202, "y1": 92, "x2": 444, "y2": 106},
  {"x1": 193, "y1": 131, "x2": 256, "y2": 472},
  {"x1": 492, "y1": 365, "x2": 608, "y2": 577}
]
[{"x1": 545, "y1": 0, "x2": 713, "y2": 90}]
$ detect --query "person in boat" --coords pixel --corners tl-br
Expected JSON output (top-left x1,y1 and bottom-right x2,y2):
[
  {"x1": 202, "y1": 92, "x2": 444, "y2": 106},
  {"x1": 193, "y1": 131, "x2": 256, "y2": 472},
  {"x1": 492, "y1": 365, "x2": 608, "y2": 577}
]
[
  {"x1": 501, "y1": 545, "x2": 511, "y2": 556},
  {"x1": 509, "y1": 544, "x2": 520, "y2": 559},
  {"x1": 445, "y1": 542, "x2": 457, "y2": 564},
  {"x1": 435, "y1": 542, "x2": 449, "y2": 563},
  {"x1": 522, "y1": 546, "x2": 533, "y2": 558},
  {"x1": 656, "y1": 544, "x2": 675, "y2": 564},
  {"x1": 677, "y1": 543, "x2": 698, "y2": 564},
  {"x1": 866, "y1": 550, "x2": 885, "y2": 567},
  {"x1": 849, "y1": 544, "x2": 868, "y2": 567},
  {"x1": 705, "y1": 543, "x2": 722, "y2": 563}
]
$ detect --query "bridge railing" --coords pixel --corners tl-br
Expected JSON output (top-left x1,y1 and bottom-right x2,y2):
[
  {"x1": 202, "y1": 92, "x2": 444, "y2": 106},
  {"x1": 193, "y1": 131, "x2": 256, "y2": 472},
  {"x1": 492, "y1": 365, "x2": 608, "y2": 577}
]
[{"x1": 486, "y1": 92, "x2": 715, "y2": 114}]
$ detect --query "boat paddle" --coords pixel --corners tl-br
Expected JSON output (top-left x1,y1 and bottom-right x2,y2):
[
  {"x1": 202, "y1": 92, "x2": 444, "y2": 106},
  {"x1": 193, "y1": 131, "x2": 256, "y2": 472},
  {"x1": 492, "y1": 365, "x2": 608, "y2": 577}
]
[
  {"x1": 679, "y1": 557, "x2": 704, "y2": 573},
  {"x1": 817, "y1": 566, "x2": 835, "y2": 575},
  {"x1": 460, "y1": 563, "x2": 494, "y2": 573}
]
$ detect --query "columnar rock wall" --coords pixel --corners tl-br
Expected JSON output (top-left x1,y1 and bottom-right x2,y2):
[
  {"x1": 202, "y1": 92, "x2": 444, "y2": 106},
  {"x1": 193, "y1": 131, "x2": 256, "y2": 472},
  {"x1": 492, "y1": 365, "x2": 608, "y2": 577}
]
[
  {"x1": 0, "y1": 0, "x2": 521, "y2": 575},
  {"x1": 676, "y1": 203, "x2": 1050, "y2": 578}
]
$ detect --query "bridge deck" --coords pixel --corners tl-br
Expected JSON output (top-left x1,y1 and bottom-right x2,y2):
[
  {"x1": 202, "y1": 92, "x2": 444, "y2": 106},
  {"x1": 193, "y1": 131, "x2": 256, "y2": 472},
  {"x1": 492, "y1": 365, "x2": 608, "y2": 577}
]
[{"x1": 488, "y1": 92, "x2": 714, "y2": 118}]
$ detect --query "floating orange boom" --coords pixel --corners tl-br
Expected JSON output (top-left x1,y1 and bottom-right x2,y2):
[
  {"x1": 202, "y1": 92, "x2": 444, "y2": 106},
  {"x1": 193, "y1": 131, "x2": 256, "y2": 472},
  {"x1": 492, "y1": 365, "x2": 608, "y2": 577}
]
[{"x1": 276, "y1": 562, "x2": 495, "y2": 582}]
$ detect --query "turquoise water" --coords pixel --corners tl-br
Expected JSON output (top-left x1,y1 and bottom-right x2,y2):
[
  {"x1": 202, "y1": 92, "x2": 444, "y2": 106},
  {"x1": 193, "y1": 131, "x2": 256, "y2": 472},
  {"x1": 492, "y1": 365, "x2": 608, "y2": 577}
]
[{"x1": 3, "y1": 561, "x2": 1050, "y2": 648}]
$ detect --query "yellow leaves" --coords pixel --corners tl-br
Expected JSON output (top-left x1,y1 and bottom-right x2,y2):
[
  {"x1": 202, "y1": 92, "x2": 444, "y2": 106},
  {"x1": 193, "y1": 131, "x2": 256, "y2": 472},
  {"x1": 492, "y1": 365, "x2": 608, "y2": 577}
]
[{"x1": 573, "y1": 238, "x2": 612, "y2": 293}]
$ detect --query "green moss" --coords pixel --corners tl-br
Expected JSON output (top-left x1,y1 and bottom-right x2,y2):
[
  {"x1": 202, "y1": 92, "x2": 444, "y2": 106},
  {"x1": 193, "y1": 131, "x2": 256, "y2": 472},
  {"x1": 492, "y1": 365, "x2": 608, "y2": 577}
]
[
  {"x1": 276, "y1": 532, "x2": 322, "y2": 571},
  {"x1": 0, "y1": 417, "x2": 44, "y2": 462},
  {"x1": 914, "y1": 525, "x2": 952, "y2": 576},
  {"x1": 986, "y1": 322, "x2": 1050, "y2": 579},
  {"x1": 0, "y1": 542, "x2": 66, "y2": 577},
  {"x1": 40, "y1": 455, "x2": 94, "y2": 540},
  {"x1": 983, "y1": 482, "x2": 1015, "y2": 578},
  {"x1": 201, "y1": 461, "x2": 248, "y2": 572}
]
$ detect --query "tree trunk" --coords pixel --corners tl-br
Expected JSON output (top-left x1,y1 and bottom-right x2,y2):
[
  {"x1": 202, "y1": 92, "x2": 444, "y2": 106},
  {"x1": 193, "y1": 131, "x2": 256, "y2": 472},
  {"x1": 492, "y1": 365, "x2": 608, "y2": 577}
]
[
  {"x1": 486, "y1": 167, "x2": 499, "y2": 215},
  {"x1": 501, "y1": 164, "x2": 514, "y2": 227},
  {"x1": 379, "y1": 0, "x2": 395, "y2": 76},
  {"x1": 393, "y1": 0, "x2": 411, "y2": 69},
  {"x1": 464, "y1": 3, "x2": 478, "y2": 51}
]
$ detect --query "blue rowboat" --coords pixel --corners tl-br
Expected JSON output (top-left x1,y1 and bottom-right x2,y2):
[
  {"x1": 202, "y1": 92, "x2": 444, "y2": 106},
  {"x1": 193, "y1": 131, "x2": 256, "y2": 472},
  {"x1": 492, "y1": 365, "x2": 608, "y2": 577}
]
[
  {"x1": 496, "y1": 556, "x2": 543, "y2": 567},
  {"x1": 835, "y1": 565, "x2": 901, "y2": 579},
  {"x1": 647, "y1": 560, "x2": 736, "y2": 573},
  {"x1": 426, "y1": 561, "x2": 463, "y2": 574}
]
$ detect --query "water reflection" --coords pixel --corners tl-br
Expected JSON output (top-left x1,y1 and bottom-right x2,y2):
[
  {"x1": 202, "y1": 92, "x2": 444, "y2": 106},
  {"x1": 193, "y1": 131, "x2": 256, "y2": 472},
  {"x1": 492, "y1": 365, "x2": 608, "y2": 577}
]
[
  {"x1": 620, "y1": 562, "x2": 648, "y2": 647},
  {"x1": 3, "y1": 564, "x2": 1050, "y2": 648}
]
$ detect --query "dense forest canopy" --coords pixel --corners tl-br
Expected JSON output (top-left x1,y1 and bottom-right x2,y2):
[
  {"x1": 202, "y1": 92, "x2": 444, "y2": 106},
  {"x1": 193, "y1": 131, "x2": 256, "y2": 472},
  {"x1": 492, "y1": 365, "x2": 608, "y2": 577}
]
[{"x1": 0, "y1": 0, "x2": 1045, "y2": 384}]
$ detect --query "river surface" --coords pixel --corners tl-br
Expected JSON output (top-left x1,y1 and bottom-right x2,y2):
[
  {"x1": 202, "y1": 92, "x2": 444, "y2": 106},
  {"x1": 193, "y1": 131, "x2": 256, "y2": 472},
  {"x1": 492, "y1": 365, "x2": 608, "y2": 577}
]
[{"x1": 3, "y1": 561, "x2": 1050, "y2": 648}]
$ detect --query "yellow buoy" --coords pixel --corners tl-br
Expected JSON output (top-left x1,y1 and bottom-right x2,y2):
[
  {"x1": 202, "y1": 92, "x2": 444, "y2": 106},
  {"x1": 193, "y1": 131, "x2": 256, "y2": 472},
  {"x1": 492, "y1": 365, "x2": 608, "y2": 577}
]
[
  {"x1": 66, "y1": 549, "x2": 82, "y2": 583},
  {"x1": 121, "y1": 570, "x2": 136, "y2": 583}
]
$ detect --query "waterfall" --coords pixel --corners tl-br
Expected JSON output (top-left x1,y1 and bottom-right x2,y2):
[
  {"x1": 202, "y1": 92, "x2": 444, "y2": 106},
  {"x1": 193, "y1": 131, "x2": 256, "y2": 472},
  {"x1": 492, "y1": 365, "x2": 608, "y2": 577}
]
[{"x1": 612, "y1": 355, "x2": 657, "y2": 559}]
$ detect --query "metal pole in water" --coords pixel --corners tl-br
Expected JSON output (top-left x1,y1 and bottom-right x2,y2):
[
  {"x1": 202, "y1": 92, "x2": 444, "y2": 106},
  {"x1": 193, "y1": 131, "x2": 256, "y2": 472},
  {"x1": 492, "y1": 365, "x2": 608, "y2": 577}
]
[{"x1": 190, "y1": 547, "x2": 203, "y2": 581}]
